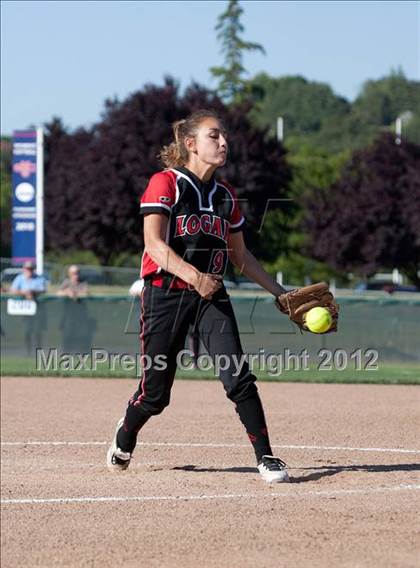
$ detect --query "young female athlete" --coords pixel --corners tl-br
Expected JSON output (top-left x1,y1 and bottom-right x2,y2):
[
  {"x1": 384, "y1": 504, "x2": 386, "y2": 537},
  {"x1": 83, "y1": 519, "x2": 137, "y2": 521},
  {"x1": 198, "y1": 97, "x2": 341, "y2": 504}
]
[{"x1": 107, "y1": 109, "x2": 290, "y2": 482}]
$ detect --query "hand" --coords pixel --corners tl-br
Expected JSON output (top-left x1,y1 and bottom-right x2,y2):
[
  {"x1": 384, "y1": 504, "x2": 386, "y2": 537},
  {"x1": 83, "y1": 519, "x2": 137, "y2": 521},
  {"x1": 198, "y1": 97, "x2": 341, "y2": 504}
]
[{"x1": 193, "y1": 273, "x2": 223, "y2": 299}]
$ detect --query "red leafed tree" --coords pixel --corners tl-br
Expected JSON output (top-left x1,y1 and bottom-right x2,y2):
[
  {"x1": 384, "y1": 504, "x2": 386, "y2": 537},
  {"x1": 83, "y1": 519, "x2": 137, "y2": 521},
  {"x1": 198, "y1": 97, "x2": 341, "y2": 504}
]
[
  {"x1": 304, "y1": 134, "x2": 420, "y2": 288},
  {"x1": 44, "y1": 77, "x2": 291, "y2": 263}
]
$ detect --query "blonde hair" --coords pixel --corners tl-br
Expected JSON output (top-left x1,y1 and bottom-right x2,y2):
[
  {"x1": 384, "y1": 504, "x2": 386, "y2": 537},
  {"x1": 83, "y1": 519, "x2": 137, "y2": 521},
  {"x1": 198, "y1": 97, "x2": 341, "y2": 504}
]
[{"x1": 158, "y1": 109, "x2": 223, "y2": 168}]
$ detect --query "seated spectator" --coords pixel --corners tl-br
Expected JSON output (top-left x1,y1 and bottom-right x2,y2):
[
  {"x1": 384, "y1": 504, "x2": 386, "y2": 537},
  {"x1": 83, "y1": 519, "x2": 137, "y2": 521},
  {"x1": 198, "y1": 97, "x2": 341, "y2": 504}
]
[
  {"x1": 57, "y1": 265, "x2": 88, "y2": 299},
  {"x1": 10, "y1": 260, "x2": 47, "y2": 299}
]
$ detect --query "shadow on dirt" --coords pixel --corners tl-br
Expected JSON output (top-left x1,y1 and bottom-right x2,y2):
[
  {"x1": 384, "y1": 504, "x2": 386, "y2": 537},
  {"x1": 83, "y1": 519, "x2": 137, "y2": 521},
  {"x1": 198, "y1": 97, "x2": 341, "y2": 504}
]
[
  {"x1": 172, "y1": 463, "x2": 420, "y2": 482},
  {"x1": 291, "y1": 463, "x2": 420, "y2": 483},
  {"x1": 172, "y1": 465, "x2": 256, "y2": 473}
]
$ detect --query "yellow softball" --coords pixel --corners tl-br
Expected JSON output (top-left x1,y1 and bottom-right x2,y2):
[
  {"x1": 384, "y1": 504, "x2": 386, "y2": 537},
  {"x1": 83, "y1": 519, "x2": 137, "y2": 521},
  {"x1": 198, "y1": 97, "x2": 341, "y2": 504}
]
[{"x1": 305, "y1": 306, "x2": 332, "y2": 333}]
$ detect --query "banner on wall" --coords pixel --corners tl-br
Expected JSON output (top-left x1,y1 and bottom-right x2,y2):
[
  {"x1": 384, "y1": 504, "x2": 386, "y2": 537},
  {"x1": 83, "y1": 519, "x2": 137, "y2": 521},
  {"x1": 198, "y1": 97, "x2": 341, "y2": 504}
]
[{"x1": 11, "y1": 129, "x2": 44, "y2": 273}]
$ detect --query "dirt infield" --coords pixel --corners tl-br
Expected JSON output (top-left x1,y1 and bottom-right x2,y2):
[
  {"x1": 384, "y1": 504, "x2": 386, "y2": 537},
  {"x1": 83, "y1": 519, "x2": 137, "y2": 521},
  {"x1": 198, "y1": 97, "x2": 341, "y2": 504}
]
[{"x1": 1, "y1": 377, "x2": 420, "y2": 567}]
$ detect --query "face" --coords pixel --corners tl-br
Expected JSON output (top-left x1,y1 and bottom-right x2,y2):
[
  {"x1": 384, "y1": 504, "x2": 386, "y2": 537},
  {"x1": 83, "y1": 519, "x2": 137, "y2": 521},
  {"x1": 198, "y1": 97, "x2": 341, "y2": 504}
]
[
  {"x1": 69, "y1": 269, "x2": 80, "y2": 281},
  {"x1": 23, "y1": 267, "x2": 34, "y2": 278},
  {"x1": 186, "y1": 118, "x2": 228, "y2": 168}
]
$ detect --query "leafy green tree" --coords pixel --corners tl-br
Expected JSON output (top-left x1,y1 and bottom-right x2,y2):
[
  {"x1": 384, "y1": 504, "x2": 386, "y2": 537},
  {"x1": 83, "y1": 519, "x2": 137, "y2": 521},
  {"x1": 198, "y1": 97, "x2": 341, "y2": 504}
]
[
  {"x1": 210, "y1": 0, "x2": 265, "y2": 102},
  {"x1": 352, "y1": 68, "x2": 420, "y2": 128},
  {"x1": 263, "y1": 144, "x2": 351, "y2": 285},
  {"x1": 244, "y1": 74, "x2": 350, "y2": 139},
  {"x1": 326, "y1": 68, "x2": 420, "y2": 151},
  {"x1": 287, "y1": 144, "x2": 351, "y2": 199},
  {"x1": 404, "y1": 112, "x2": 420, "y2": 145},
  {"x1": 244, "y1": 70, "x2": 420, "y2": 153},
  {"x1": 45, "y1": 249, "x2": 101, "y2": 267}
]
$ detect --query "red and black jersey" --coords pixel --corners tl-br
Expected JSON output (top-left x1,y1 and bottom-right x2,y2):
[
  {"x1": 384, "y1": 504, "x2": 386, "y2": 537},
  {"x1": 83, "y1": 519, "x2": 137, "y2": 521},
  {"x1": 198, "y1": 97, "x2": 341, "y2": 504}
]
[{"x1": 139, "y1": 166, "x2": 245, "y2": 280}]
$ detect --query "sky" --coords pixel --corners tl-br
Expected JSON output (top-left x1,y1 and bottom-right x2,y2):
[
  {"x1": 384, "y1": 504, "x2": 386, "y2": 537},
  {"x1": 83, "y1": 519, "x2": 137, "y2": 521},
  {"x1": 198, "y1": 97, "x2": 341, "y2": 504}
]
[{"x1": 1, "y1": 0, "x2": 419, "y2": 135}]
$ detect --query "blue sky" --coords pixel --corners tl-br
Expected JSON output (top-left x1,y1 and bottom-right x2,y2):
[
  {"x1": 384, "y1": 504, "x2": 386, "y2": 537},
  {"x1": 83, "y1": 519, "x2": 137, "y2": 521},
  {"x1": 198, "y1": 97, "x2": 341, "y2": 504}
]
[{"x1": 1, "y1": 0, "x2": 419, "y2": 135}]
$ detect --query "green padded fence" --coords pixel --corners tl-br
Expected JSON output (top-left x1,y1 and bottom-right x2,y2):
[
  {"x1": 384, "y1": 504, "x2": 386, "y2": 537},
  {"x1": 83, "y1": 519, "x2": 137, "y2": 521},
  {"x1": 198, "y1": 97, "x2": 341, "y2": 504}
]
[{"x1": 1, "y1": 294, "x2": 419, "y2": 366}]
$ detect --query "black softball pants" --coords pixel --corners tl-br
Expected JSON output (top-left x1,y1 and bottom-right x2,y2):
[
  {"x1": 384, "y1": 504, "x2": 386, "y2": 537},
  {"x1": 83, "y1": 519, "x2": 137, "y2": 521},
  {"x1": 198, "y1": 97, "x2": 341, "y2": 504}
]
[{"x1": 117, "y1": 282, "x2": 273, "y2": 463}]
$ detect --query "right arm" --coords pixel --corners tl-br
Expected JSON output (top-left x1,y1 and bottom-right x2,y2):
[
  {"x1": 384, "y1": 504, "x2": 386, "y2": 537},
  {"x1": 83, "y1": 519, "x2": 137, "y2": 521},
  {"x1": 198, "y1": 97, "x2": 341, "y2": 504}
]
[
  {"x1": 10, "y1": 288, "x2": 32, "y2": 299},
  {"x1": 56, "y1": 283, "x2": 70, "y2": 297},
  {"x1": 57, "y1": 281, "x2": 88, "y2": 299},
  {"x1": 144, "y1": 213, "x2": 221, "y2": 299}
]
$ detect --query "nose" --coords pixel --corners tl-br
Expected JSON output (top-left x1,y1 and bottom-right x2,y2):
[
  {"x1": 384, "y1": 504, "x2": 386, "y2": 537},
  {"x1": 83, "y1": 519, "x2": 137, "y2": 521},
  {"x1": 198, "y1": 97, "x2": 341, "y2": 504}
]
[{"x1": 219, "y1": 134, "x2": 227, "y2": 150}]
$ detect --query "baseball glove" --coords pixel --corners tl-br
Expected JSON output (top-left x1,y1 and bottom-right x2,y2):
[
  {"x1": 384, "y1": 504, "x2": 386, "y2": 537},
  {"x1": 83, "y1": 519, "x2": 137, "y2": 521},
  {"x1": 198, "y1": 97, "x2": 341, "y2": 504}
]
[{"x1": 275, "y1": 282, "x2": 339, "y2": 333}]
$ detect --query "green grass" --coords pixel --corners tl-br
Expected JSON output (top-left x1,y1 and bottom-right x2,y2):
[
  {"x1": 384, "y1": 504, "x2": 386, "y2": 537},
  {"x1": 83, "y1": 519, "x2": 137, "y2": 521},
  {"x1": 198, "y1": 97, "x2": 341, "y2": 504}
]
[{"x1": 1, "y1": 356, "x2": 419, "y2": 385}]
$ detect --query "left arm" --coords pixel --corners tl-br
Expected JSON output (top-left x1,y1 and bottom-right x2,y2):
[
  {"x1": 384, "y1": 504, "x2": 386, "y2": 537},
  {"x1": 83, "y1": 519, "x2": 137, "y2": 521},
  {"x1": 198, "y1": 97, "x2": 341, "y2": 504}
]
[{"x1": 227, "y1": 231, "x2": 287, "y2": 296}]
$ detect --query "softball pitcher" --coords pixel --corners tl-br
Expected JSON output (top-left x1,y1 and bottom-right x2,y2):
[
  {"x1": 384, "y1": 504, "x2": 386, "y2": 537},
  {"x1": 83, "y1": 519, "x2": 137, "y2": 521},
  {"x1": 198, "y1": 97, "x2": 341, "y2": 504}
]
[{"x1": 107, "y1": 109, "x2": 338, "y2": 482}]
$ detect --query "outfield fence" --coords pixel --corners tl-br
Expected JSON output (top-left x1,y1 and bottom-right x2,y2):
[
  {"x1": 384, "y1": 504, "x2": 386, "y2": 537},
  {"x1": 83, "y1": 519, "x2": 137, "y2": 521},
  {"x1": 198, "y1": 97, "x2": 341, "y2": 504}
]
[
  {"x1": 1, "y1": 294, "x2": 419, "y2": 364},
  {"x1": 0, "y1": 257, "x2": 140, "y2": 287}
]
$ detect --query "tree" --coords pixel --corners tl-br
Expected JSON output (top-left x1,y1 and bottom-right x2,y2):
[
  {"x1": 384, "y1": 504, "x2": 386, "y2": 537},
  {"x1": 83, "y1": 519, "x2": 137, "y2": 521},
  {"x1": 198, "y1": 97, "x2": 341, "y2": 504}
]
[
  {"x1": 304, "y1": 134, "x2": 420, "y2": 288},
  {"x1": 352, "y1": 68, "x2": 420, "y2": 128},
  {"x1": 262, "y1": 143, "x2": 351, "y2": 285},
  {"x1": 44, "y1": 80, "x2": 182, "y2": 264},
  {"x1": 210, "y1": 0, "x2": 265, "y2": 102},
  {"x1": 244, "y1": 74, "x2": 350, "y2": 140},
  {"x1": 243, "y1": 70, "x2": 420, "y2": 153},
  {"x1": 404, "y1": 112, "x2": 420, "y2": 145},
  {"x1": 0, "y1": 137, "x2": 12, "y2": 256},
  {"x1": 44, "y1": 118, "x2": 96, "y2": 254},
  {"x1": 44, "y1": 78, "x2": 292, "y2": 264}
]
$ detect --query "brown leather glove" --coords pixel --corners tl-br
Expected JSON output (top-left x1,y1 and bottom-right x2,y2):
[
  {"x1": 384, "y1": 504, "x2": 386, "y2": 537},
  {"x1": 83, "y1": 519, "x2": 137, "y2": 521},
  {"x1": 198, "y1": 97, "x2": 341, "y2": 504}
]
[{"x1": 275, "y1": 282, "x2": 339, "y2": 333}]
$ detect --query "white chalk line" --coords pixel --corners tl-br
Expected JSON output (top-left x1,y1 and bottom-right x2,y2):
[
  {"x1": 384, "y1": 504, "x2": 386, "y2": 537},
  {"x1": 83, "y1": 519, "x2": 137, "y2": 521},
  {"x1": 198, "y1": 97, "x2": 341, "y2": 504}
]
[
  {"x1": 0, "y1": 461, "x2": 166, "y2": 471},
  {"x1": 2, "y1": 484, "x2": 420, "y2": 506},
  {"x1": 1, "y1": 441, "x2": 420, "y2": 454}
]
